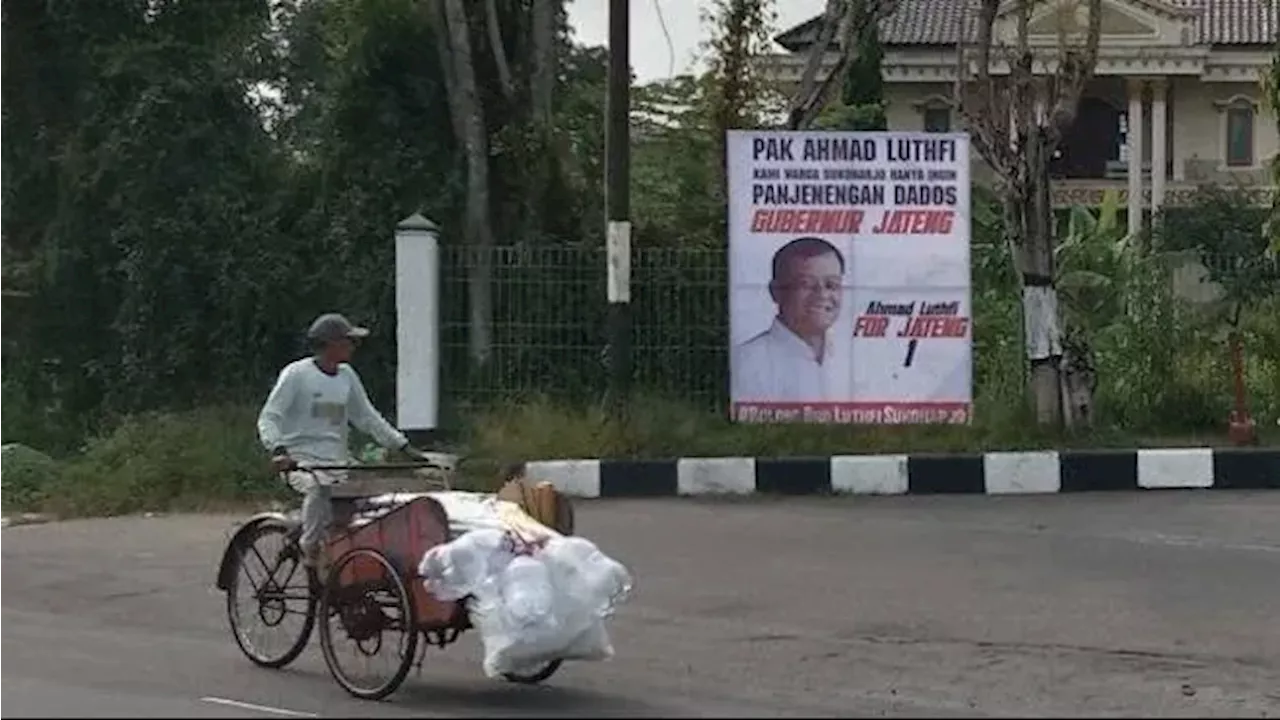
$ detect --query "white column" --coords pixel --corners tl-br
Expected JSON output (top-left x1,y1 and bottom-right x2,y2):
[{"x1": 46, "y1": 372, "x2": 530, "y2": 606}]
[
  {"x1": 1150, "y1": 79, "x2": 1167, "y2": 215},
  {"x1": 1170, "y1": 79, "x2": 1185, "y2": 182},
  {"x1": 1127, "y1": 79, "x2": 1145, "y2": 237},
  {"x1": 395, "y1": 213, "x2": 441, "y2": 432}
]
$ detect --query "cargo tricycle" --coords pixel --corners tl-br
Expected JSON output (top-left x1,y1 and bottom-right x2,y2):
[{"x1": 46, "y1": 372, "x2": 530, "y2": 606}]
[{"x1": 214, "y1": 459, "x2": 576, "y2": 701}]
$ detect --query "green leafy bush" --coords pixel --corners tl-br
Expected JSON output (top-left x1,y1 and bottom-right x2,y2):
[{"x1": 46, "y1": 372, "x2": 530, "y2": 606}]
[
  {"x1": 5, "y1": 184, "x2": 1278, "y2": 520},
  {"x1": 37, "y1": 405, "x2": 285, "y2": 518},
  {"x1": 1, "y1": 444, "x2": 62, "y2": 512}
]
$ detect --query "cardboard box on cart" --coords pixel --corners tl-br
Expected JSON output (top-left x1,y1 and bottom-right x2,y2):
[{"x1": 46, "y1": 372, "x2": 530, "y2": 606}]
[{"x1": 495, "y1": 469, "x2": 575, "y2": 537}]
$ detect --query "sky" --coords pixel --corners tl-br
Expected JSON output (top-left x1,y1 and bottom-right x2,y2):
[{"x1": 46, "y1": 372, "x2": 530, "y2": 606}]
[{"x1": 566, "y1": 0, "x2": 828, "y2": 84}]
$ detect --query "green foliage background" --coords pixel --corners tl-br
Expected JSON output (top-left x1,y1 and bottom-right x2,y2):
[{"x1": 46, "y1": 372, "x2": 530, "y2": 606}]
[{"x1": 2, "y1": 1, "x2": 1277, "y2": 517}]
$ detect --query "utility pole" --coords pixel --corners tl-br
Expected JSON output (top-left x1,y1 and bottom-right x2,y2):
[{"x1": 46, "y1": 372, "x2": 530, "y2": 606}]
[{"x1": 605, "y1": 0, "x2": 632, "y2": 418}]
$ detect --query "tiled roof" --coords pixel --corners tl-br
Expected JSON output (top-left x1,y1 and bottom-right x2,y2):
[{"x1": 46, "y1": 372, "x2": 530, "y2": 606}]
[
  {"x1": 774, "y1": 0, "x2": 1279, "y2": 48},
  {"x1": 880, "y1": 0, "x2": 976, "y2": 44},
  {"x1": 1197, "y1": 0, "x2": 1279, "y2": 43}
]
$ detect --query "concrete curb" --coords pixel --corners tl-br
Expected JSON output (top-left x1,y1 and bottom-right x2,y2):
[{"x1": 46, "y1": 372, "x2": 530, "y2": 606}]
[{"x1": 527, "y1": 447, "x2": 1280, "y2": 498}]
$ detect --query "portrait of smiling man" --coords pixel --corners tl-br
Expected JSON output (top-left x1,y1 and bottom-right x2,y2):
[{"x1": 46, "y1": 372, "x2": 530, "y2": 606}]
[{"x1": 732, "y1": 236, "x2": 852, "y2": 402}]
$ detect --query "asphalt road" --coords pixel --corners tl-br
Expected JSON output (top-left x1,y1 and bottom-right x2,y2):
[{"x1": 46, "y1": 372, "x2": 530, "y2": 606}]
[{"x1": 4, "y1": 492, "x2": 1280, "y2": 718}]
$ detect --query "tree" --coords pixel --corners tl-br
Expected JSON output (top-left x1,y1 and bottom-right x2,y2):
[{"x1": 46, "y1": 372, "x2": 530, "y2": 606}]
[
  {"x1": 786, "y1": 0, "x2": 901, "y2": 130},
  {"x1": 953, "y1": 0, "x2": 1103, "y2": 427},
  {"x1": 1156, "y1": 187, "x2": 1279, "y2": 439},
  {"x1": 702, "y1": 0, "x2": 783, "y2": 197},
  {"x1": 631, "y1": 0, "x2": 799, "y2": 248},
  {"x1": 841, "y1": 21, "x2": 884, "y2": 112},
  {"x1": 1259, "y1": 51, "x2": 1280, "y2": 252},
  {"x1": 812, "y1": 20, "x2": 887, "y2": 130},
  {"x1": 2, "y1": 0, "x2": 292, "y2": 418},
  {"x1": 426, "y1": 0, "x2": 611, "y2": 370},
  {"x1": 432, "y1": 0, "x2": 498, "y2": 368},
  {"x1": 1, "y1": 0, "x2": 623, "y2": 432},
  {"x1": 254, "y1": 0, "x2": 609, "y2": 400},
  {"x1": 629, "y1": 75, "x2": 724, "y2": 247}
]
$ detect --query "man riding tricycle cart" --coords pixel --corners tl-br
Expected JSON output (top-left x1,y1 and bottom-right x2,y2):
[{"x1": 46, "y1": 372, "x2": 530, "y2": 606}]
[{"x1": 213, "y1": 314, "x2": 631, "y2": 701}]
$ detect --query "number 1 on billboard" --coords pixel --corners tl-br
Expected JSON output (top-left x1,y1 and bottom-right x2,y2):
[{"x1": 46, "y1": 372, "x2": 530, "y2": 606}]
[{"x1": 903, "y1": 339, "x2": 918, "y2": 368}]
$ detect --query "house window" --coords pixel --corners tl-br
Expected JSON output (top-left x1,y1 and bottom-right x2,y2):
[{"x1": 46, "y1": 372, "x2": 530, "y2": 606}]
[
  {"x1": 923, "y1": 106, "x2": 952, "y2": 133},
  {"x1": 1224, "y1": 101, "x2": 1254, "y2": 167}
]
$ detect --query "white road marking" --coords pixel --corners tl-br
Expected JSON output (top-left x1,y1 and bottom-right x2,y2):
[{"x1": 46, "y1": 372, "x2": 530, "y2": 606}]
[{"x1": 200, "y1": 696, "x2": 319, "y2": 717}]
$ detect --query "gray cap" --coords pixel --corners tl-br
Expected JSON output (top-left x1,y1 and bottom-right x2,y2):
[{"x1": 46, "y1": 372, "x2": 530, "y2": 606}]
[{"x1": 307, "y1": 313, "x2": 370, "y2": 344}]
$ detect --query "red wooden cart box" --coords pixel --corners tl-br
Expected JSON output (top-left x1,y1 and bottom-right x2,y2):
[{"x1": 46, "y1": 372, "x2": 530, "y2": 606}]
[{"x1": 326, "y1": 496, "x2": 458, "y2": 628}]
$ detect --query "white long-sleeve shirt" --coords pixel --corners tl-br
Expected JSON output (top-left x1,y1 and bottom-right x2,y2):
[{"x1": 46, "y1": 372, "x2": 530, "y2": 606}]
[{"x1": 257, "y1": 358, "x2": 407, "y2": 466}]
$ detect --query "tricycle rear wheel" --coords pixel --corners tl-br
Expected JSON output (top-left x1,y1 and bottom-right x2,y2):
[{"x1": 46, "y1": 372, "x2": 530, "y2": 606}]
[{"x1": 318, "y1": 548, "x2": 419, "y2": 701}]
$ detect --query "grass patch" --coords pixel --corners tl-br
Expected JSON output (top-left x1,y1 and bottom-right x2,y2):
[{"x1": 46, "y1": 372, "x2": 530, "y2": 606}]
[
  {"x1": 3, "y1": 393, "x2": 1276, "y2": 521},
  {"x1": 462, "y1": 392, "x2": 1280, "y2": 463},
  {"x1": 21, "y1": 405, "x2": 287, "y2": 518},
  {"x1": 0, "y1": 403, "x2": 501, "y2": 519}
]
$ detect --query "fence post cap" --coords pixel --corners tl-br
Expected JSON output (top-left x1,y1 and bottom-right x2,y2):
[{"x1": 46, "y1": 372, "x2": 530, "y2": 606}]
[{"x1": 397, "y1": 213, "x2": 439, "y2": 234}]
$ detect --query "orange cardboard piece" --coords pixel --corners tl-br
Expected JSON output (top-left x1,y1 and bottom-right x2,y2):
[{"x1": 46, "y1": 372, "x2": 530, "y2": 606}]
[
  {"x1": 495, "y1": 477, "x2": 563, "y2": 532},
  {"x1": 534, "y1": 482, "x2": 557, "y2": 529}
]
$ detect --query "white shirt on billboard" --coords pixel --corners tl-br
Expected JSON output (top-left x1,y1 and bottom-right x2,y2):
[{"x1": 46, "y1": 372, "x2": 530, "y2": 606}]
[{"x1": 732, "y1": 317, "x2": 850, "y2": 402}]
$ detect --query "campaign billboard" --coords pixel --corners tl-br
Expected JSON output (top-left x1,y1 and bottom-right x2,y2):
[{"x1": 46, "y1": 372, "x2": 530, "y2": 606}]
[{"x1": 727, "y1": 130, "x2": 972, "y2": 425}]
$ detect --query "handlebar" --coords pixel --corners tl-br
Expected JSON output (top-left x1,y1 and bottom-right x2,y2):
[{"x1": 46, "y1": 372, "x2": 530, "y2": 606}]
[{"x1": 286, "y1": 462, "x2": 451, "y2": 473}]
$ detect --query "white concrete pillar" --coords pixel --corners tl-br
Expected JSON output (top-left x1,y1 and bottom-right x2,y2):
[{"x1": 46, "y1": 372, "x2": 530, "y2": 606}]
[
  {"x1": 1127, "y1": 79, "x2": 1145, "y2": 237},
  {"x1": 395, "y1": 213, "x2": 441, "y2": 433},
  {"x1": 1150, "y1": 79, "x2": 1167, "y2": 215},
  {"x1": 1169, "y1": 79, "x2": 1185, "y2": 182}
]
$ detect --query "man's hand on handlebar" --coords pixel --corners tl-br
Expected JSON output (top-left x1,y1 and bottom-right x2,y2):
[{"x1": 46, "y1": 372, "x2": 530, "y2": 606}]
[
  {"x1": 270, "y1": 450, "x2": 298, "y2": 473},
  {"x1": 399, "y1": 443, "x2": 432, "y2": 462}
]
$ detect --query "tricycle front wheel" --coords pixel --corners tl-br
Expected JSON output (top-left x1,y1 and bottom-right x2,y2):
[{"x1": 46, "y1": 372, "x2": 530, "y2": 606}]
[{"x1": 225, "y1": 521, "x2": 317, "y2": 669}]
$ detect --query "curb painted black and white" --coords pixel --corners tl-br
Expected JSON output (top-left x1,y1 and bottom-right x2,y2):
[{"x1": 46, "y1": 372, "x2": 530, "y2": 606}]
[{"x1": 527, "y1": 447, "x2": 1280, "y2": 498}]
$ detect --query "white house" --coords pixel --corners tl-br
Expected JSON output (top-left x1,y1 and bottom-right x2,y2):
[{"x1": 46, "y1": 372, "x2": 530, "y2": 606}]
[{"x1": 763, "y1": 0, "x2": 1278, "y2": 232}]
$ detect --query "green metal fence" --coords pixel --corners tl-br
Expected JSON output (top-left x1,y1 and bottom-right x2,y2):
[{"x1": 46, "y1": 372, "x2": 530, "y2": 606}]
[
  {"x1": 436, "y1": 244, "x2": 1274, "y2": 417},
  {"x1": 440, "y1": 246, "x2": 729, "y2": 414}
]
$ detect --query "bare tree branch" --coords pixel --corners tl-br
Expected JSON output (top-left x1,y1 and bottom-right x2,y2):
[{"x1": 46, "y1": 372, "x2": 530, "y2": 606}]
[
  {"x1": 484, "y1": 0, "x2": 516, "y2": 103},
  {"x1": 787, "y1": 0, "x2": 843, "y2": 128},
  {"x1": 530, "y1": 0, "x2": 556, "y2": 124},
  {"x1": 954, "y1": 0, "x2": 1014, "y2": 178},
  {"x1": 429, "y1": 0, "x2": 465, "y2": 141},
  {"x1": 985, "y1": 0, "x2": 1006, "y2": 112},
  {"x1": 436, "y1": 0, "x2": 497, "y2": 364},
  {"x1": 787, "y1": 0, "x2": 900, "y2": 130},
  {"x1": 955, "y1": 0, "x2": 1102, "y2": 178},
  {"x1": 1045, "y1": 0, "x2": 1102, "y2": 146},
  {"x1": 1013, "y1": 0, "x2": 1034, "y2": 179}
]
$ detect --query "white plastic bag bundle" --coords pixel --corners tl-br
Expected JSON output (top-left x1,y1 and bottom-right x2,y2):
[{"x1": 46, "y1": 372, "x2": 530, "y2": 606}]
[
  {"x1": 417, "y1": 528, "x2": 512, "y2": 601},
  {"x1": 501, "y1": 556, "x2": 556, "y2": 625},
  {"x1": 428, "y1": 492, "x2": 523, "y2": 538},
  {"x1": 418, "y1": 531, "x2": 633, "y2": 679},
  {"x1": 542, "y1": 536, "x2": 632, "y2": 617},
  {"x1": 537, "y1": 536, "x2": 633, "y2": 664}
]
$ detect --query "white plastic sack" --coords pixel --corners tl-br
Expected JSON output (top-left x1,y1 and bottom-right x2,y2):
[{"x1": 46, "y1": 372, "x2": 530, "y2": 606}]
[
  {"x1": 350, "y1": 491, "x2": 557, "y2": 540},
  {"x1": 418, "y1": 531, "x2": 633, "y2": 678},
  {"x1": 416, "y1": 528, "x2": 512, "y2": 601},
  {"x1": 428, "y1": 492, "x2": 538, "y2": 538}
]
